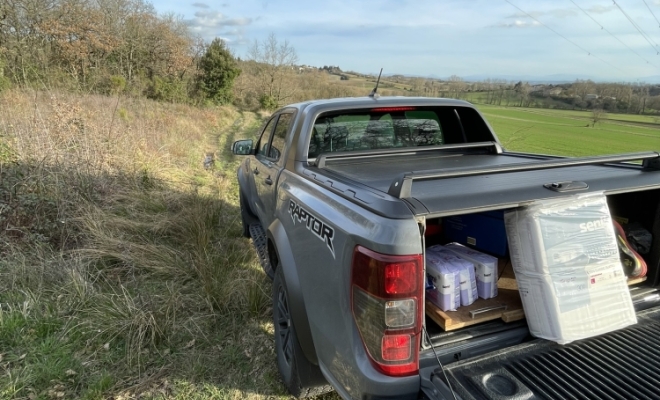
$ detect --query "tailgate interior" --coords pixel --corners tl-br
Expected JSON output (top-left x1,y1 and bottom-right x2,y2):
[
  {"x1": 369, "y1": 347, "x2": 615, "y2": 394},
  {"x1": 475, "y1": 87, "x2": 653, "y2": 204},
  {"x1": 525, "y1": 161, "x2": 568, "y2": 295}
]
[{"x1": 441, "y1": 307, "x2": 660, "y2": 400}]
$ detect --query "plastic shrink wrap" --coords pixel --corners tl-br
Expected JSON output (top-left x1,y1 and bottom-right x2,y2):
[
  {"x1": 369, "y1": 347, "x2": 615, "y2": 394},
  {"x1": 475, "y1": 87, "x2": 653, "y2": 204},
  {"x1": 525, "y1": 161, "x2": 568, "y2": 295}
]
[
  {"x1": 504, "y1": 192, "x2": 636, "y2": 344},
  {"x1": 444, "y1": 242, "x2": 498, "y2": 299},
  {"x1": 428, "y1": 245, "x2": 478, "y2": 306},
  {"x1": 425, "y1": 251, "x2": 460, "y2": 311}
]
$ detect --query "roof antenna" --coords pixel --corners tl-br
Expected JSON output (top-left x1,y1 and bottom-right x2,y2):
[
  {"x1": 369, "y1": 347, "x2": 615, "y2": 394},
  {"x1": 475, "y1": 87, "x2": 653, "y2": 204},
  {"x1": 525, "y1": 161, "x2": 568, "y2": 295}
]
[{"x1": 369, "y1": 68, "x2": 383, "y2": 98}]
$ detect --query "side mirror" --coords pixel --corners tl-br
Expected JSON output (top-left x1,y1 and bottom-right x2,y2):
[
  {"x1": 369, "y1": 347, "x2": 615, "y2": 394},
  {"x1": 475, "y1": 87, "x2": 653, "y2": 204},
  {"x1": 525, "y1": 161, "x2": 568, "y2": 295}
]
[{"x1": 232, "y1": 139, "x2": 254, "y2": 155}]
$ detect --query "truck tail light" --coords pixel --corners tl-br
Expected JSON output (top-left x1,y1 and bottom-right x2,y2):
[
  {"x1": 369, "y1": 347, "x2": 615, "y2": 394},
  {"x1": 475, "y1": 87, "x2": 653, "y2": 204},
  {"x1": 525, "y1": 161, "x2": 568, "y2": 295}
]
[{"x1": 351, "y1": 246, "x2": 423, "y2": 376}]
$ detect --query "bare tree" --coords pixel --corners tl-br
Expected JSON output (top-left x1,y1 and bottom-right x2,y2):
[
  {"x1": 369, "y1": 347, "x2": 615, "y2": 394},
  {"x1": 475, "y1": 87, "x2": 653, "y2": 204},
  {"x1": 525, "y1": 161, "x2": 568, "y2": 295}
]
[
  {"x1": 410, "y1": 77, "x2": 425, "y2": 95},
  {"x1": 39, "y1": 0, "x2": 117, "y2": 85},
  {"x1": 514, "y1": 81, "x2": 531, "y2": 107},
  {"x1": 591, "y1": 108, "x2": 606, "y2": 127},
  {"x1": 448, "y1": 75, "x2": 465, "y2": 99},
  {"x1": 247, "y1": 33, "x2": 298, "y2": 108},
  {"x1": 0, "y1": 0, "x2": 58, "y2": 85},
  {"x1": 573, "y1": 79, "x2": 594, "y2": 100}
]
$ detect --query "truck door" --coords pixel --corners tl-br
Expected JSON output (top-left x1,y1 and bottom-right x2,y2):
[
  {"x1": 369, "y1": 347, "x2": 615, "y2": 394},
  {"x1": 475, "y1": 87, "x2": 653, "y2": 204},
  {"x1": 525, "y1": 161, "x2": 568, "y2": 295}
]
[
  {"x1": 253, "y1": 112, "x2": 293, "y2": 227},
  {"x1": 248, "y1": 116, "x2": 277, "y2": 221}
]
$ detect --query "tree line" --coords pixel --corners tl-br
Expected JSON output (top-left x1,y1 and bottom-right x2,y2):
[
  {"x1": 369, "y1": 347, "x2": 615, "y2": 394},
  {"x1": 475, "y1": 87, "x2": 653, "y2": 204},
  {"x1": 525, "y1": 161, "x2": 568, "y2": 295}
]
[
  {"x1": 0, "y1": 1, "x2": 357, "y2": 109},
  {"x1": 0, "y1": 1, "x2": 336, "y2": 110},
  {"x1": 0, "y1": 0, "x2": 242, "y2": 104},
  {"x1": 398, "y1": 76, "x2": 660, "y2": 115}
]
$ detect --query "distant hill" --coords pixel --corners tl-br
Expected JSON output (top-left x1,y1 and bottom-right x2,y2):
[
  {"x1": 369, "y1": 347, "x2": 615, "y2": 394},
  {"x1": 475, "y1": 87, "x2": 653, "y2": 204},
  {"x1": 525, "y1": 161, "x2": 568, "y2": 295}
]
[{"x1": 380, "y1": 72, "x2": 660, "y2": 85}]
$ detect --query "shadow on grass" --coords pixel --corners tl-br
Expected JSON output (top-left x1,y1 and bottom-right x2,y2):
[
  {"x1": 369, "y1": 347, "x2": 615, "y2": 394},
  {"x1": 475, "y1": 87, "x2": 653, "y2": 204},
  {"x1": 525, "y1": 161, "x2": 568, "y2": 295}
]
[{"x1": 0, "y1": 157, "x2": 313, "y2": 399}]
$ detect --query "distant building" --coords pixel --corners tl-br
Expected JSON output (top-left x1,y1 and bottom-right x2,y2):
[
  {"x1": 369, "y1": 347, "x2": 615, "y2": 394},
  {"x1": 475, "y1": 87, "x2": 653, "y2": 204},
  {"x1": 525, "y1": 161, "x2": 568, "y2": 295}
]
[{"x1": 585, "y1": 94, "x2": 599, "y2": 100}]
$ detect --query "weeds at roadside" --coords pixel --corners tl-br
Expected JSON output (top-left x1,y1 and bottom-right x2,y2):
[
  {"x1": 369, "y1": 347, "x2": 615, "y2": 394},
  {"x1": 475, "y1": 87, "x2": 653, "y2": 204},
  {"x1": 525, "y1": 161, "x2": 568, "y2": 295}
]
[{"x1": 0, "y1": 89, "x2": 342, "y2": 399}]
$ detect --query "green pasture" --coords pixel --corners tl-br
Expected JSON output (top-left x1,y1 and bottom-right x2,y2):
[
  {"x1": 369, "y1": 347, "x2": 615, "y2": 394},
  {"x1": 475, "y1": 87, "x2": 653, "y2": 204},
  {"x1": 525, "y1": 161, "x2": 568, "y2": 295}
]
[{"x1": 475, "y1": 105, "x2": 660, "y2": 156}]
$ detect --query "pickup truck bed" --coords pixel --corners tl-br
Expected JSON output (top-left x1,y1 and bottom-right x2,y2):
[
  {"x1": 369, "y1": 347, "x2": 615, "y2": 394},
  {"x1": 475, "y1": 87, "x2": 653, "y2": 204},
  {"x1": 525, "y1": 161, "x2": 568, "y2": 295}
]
[{"x1": 442, "y1": 306, "x2": 660, "y2": 400}]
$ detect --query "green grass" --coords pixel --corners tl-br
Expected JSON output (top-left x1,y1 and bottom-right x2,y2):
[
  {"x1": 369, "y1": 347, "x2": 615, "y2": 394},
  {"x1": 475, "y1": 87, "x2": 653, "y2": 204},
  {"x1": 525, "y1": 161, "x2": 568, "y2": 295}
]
[{"x1": 476, "y1": 105, "x2": 660, "y2": 156}]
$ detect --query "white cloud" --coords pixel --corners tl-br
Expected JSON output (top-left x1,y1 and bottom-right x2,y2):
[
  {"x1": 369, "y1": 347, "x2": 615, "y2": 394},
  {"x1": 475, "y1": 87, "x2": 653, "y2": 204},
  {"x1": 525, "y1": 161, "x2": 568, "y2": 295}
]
[
  {"x1": 216, "y1": 28, "x2": 250, "y2": 45},
  {"x1": 192, "y1": 11, "x2": 251, "y2": 26},
  {"x1": 494, "y1": 20, "x2": 541, "y2": 28},
  {"x1": 545, "y1": 8, "x2": 577, "y2": 18},
  {"x1": 191, "y1": 2, "x2": 209, "y2": 8},
  {"x1": 506, "y1": 8, "x2": 577, "y2": 20},
  {"x1": 184, "y1": 10, "x2": 252, "y2": 40},
  {"x1": 586, "y1": 5, "x2": 615, "y2": 14}
]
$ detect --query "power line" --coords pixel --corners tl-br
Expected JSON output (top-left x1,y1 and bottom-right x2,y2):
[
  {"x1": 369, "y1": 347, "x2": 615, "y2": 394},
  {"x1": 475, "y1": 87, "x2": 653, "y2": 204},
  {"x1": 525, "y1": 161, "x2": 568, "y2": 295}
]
[
  {"x1": 642, "y1": 0, "x2": 660, "y2": 28},
  {"x1": 569, "y1": 0, "x2": 659, "y2": 69},
  {"x1": 504, "y1": 0, "x2": 626, "y2": 74},
  {"x1": 612, "y1": 0, "x2": 660, "y2": 55}
]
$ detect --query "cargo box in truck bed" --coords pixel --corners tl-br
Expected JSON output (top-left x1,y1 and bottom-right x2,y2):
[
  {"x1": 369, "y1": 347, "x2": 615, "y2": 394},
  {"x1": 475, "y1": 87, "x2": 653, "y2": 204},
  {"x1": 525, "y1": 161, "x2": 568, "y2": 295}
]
[{"x1": 232, "y1": 96, "x2": 660, "y2": 400}]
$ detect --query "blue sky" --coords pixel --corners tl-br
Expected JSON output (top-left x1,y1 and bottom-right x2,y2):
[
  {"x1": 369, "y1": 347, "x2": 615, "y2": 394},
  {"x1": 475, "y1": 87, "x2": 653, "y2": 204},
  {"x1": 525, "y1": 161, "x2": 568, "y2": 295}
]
[{"x1": 150, "y1": 0, "x2": 660, "y2": 82}]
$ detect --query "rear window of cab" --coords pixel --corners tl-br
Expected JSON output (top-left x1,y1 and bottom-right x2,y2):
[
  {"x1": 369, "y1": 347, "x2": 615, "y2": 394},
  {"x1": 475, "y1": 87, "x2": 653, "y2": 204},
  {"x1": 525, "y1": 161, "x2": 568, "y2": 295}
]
[{"x1": 308, "y1": 106, "x2": 494, "y2": 158}]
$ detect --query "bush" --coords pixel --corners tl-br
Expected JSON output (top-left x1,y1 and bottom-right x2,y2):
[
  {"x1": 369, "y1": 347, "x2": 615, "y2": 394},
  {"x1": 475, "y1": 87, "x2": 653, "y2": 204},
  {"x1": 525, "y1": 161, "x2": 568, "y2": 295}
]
[
  {"x1": 146, "y1": 76, "x2": 189, "y2": 103},
  {"x1": 196, "y1": 38, "x2": 241, "y2": 105},
  {"x1": 259, "y1": 94, "x2": 278, "y2": 111}
]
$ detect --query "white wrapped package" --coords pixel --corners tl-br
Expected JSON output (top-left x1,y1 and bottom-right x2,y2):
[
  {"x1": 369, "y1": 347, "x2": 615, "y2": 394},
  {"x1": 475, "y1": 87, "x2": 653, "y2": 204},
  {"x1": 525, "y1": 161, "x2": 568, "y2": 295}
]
[
  {"x1": 515, "y1": 264, "x2": 634, "y2": 343},
  {"x1": 444, "y1": 242, "x2": 498, "y2": 299},
  {"x1": 504, "y1": 192, "x2": 636, "y2": 344},
  {"x1": 504, "y1": 192, "x2": 620, "y2": 275},
  {"x1": 425, "y1": 251, "x2": 460, "y2": 311},
  {"x1": 428, "y1": 245, "x2": 478, "y2": 306}
]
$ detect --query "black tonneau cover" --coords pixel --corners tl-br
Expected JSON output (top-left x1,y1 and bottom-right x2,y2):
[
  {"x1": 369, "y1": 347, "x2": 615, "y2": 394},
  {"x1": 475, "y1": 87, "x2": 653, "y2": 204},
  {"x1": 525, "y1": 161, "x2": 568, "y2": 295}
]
[{"x1": 316, "y1": 146, "x2": 660, "y2": 217}]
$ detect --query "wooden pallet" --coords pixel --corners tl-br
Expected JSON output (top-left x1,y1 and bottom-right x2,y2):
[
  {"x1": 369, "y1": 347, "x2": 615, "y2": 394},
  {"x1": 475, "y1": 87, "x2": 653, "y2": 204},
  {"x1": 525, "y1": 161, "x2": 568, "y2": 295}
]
[{"x1": 425, "y1": 289, "x2": 524, "y2": 331}]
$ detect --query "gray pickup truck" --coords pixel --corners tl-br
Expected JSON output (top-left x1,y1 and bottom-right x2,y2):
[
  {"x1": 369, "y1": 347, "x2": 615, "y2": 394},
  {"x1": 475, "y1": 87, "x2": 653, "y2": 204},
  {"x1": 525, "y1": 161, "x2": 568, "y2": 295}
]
[{"x1": 232, "y1": 96, "x2": 660, "y2": 400}]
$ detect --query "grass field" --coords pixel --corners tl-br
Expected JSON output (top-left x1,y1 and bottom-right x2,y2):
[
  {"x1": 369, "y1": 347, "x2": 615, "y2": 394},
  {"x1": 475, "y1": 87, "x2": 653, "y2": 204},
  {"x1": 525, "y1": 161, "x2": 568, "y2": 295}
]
[
  {"x1": 0, "y1": 89, "x2": 658, "y2": 400},
  {"x1": 475, "y1": 105, "x2": 660, "y2": 156}
]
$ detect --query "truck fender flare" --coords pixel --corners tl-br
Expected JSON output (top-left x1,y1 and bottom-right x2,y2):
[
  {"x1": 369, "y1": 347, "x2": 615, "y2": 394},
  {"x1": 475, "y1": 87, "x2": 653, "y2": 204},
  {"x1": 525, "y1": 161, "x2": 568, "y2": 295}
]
[{"x1": 267, "y1": 218, "x2": 319, "y2": 365}]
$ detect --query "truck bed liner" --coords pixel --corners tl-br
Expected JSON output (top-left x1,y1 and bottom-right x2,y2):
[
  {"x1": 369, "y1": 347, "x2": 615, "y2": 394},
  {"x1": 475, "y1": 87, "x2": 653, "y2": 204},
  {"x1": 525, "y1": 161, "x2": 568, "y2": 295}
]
[{"x1": 443, "y1": 308, "x2": 660, "y2": 400}]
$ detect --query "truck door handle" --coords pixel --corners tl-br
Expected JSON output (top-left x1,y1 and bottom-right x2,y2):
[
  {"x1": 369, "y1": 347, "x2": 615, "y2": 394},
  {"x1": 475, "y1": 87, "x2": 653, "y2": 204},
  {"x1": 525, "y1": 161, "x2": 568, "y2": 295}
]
[
  {"x1": 253, "y1": 168, "x2": 259, "y2": 175},
  {"x1": 265, "y1": 177, "x2": 273, "y2": 185}
]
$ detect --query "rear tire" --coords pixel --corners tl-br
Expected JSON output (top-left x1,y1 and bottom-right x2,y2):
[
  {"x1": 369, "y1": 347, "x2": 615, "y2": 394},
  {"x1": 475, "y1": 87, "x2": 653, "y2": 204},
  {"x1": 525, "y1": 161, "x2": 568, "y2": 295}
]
[{"x1": 273, "y1": 265, "x2": 332, "y2": 398}]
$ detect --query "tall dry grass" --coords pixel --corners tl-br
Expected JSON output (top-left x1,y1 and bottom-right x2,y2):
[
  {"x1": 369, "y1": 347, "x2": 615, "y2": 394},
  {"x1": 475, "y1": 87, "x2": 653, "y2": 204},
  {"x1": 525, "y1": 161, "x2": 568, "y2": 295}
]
[{"x1": 0, "y1": 89, "x2": 290, "y2": 399}]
